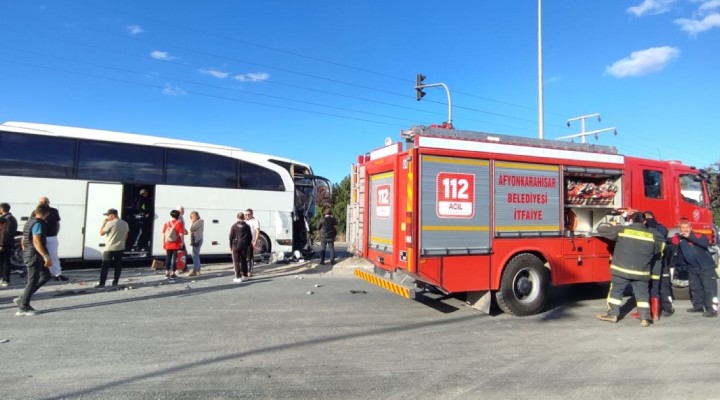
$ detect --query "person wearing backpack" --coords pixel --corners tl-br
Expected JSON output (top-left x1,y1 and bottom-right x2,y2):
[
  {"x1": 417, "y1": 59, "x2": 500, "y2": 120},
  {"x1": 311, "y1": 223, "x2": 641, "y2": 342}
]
[
  {"x1": 229, "y1": 212, "x2": 252, "y2": 283},
  {"x1": 162, "y1": 209, "x2": 184, "y2": 279}
]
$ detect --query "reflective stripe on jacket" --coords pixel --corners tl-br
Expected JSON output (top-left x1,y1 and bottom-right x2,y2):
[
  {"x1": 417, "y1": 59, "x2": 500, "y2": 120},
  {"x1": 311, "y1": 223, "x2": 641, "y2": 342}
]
[{"x1": 598, "y1": 222, "x2": 664, "y2": 281}]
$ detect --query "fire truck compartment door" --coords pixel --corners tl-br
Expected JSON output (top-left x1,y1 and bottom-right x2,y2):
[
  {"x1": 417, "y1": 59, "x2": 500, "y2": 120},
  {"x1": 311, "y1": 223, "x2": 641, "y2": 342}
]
[
  {"x1": 494, "y1": 161, "x2": 562, "y2": 237},
  {"x1": 368, "y1": 172, "x2": 394, "y2": 254},
  {"x1": 419, "y1": 155, "x2": 491, "y2": 255}
]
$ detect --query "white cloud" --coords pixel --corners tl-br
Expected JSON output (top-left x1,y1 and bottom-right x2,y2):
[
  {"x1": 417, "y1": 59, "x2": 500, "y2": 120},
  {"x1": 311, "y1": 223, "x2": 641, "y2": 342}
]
[
  {"x1": 674, "y1": 12, "x2": 720, "y2": 34},
  {"x1": 627, "y1": 0, "x2": 675, "y2": 17},
  {"x1": 150, "y1": 50, "x2": 176, "y2": 61},
  {"x1": 699, "y1": 0, "x2": 720, "y2": 13},
  {"x1": 162, "y1": 84, "x2": 185, "y2": 96},
  {"x1": 605, "y1": 46, "x2": 680, "y2": 78},
  {"x1": 199, "y1": 68, "x2": 229, "y2": 79},
  {"x1": 127, "y1": 25, "x2": 145, "y2": 35},
  {"x1": 233, "y1": 72, "x2": 270, "y2": 82}
]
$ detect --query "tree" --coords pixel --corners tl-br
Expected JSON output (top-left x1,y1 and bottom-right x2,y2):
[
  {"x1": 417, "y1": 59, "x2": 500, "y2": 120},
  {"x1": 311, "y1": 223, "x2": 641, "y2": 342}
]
[
  {"x1": 311, "y1": 175, "x2": 351, "y2": 241},
  {"x1": 707, "y1": 162, "x2": 720, "y2": 226}
]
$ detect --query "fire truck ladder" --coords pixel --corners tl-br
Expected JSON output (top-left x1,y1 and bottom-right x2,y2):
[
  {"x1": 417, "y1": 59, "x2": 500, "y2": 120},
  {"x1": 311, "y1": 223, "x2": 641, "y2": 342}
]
[
  {"x1": 401, "y1": 125, "x2": 620, "y2": 155},
  {"x1": 346, "y1": 163, "x2": 365, "y2": 256}
]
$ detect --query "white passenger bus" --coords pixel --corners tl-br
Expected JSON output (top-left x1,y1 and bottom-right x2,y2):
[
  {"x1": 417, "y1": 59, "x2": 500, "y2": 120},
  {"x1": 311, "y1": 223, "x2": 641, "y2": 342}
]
[{"x1": 0, "y1": 121, "x2": 330, "y2": 267}]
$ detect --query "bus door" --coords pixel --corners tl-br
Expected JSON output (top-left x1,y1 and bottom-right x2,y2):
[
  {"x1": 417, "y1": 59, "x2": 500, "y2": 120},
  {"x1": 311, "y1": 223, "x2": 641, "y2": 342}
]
[
  {"x1": 122, "y1": 184, "x2": 155, "y2": 257},
  {"x1": 83, "y1": 183, "x2": 123, "y2": 260},
  {"x1": 293, "y1": 174, "x2": 331, "y2": 256}
]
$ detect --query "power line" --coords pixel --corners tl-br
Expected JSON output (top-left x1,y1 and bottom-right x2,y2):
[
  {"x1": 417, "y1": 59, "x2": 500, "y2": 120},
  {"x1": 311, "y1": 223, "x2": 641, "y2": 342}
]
[
  {"x1": 59, "y1": 22, "x2": 558, "y2": 129},
  {"x1": 5, "y1": 27, "x2": 552, "y2": 133},
  {"x1": 0, "y1": 57, "x2": 409, "y2": 128}
]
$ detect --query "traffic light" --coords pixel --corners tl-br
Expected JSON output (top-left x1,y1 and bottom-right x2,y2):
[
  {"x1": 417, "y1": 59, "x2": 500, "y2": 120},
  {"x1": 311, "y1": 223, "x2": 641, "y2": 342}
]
[{"x1": 415, "y1": 74, "x2": 426, "y2": 101}]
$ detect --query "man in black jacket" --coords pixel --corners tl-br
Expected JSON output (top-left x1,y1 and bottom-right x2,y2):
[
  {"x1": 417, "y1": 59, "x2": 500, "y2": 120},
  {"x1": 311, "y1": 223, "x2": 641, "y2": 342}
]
[
  {"x1": 671, "y1": 221, "x2": 718, "y2": 317},
  {"x1": 318, "y1": 207, "x2": 337, "y2": 265},
  {"x1": 596, "y1": 212, "x2": 665, "y2": 327},
  {"x1": 0, "y1": 202, "x2": 18, "y2": 286},
  {"x1": 229, "y1": 212, "x2": 252, "y2": 283},
  {"x1": 644, "y1": 211, "x2": 674, "y2": 319}
]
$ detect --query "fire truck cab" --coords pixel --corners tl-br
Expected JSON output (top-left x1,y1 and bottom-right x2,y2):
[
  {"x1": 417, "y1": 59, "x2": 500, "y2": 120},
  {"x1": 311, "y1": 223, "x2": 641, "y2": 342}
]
[{"x1": 347, "y1": 125, "x2": 716, "y2": 316}]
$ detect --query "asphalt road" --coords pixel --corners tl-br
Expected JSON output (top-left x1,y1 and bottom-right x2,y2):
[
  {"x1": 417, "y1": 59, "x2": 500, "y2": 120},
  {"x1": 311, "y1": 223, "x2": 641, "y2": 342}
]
[{"x1": 1, "y1": 252, "x2": 718, "y2": 400}]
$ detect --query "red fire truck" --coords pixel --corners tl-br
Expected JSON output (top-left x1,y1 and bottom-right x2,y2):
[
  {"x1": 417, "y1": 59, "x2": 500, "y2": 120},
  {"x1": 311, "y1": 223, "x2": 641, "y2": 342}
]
[{"x1": 347, "y1": 125, "x2": 716, "y2": 316}]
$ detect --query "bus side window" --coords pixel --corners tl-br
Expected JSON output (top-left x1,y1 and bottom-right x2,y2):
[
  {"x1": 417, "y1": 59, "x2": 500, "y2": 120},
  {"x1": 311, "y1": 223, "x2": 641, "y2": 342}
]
[
  {"x1": 0, "y1": 131, "x2": 75, "y2": 178},
  {"x1": 239, "y1": 161, "x2": 285, "y2": 191},
  {"x1": 77, "y1": 141, "x2": 162, "y2": 183},
  {"x1": 166, "y1": 149, "x2": 237, "y2": 189}
]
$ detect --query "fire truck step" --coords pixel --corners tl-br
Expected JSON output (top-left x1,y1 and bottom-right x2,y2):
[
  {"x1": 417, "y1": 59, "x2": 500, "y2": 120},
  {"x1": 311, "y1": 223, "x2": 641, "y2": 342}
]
[{"x1": 353, "y1": 269, "x2": 416, "y2": 299}]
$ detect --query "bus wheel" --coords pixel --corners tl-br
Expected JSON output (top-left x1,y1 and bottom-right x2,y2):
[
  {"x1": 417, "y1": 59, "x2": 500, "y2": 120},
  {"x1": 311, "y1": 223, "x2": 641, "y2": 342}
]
[
  {"x1": 10, "y1": 237, "x2": 24, "y2": 269},
  {"x1": 496, "y1": 253, "x2": 549, "y2": 316},
  {"x1": 253, "y1": 233, "x2": 270, "y2": 259}
]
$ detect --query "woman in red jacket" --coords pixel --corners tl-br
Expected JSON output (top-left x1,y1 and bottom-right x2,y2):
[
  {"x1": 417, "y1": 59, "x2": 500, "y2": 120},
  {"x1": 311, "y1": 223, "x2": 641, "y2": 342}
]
[{"x1": 162, "y1": 210, "x2": 184, "y2": 278}]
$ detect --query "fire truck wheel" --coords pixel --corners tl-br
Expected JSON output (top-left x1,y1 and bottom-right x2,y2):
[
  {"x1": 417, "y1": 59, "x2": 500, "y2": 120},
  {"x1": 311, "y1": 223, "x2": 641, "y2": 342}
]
[{"x1": 496, "y1": 253, "x2": 550, "y2": 316}]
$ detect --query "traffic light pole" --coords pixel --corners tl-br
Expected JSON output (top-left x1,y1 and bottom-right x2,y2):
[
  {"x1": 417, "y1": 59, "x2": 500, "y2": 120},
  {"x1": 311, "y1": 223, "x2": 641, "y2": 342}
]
[{"x1": 415, "y1": 80, "x2": 453, "y2": 126}]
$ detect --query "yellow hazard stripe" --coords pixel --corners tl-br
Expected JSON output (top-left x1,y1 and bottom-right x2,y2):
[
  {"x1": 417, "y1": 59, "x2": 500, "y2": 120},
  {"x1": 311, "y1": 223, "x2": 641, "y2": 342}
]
[
  {"x1": 371, "y1": 172, "x2": 394, "y2": 181},
  {"x1": 610, "y1": 264, "x2": 651, "y2": 276},
  {"x1": 354, "y1": 269, "x2": 411, "y2": 299},
  {"x1": 495, "y1": 225, "x2": 560, "y2": 231},
  {"x1": 636, "y1": 302, "x2": 650, "y2": 308},
  {"x1": 370, "y1": 236, "x2": 393, "y2": 245},
  {"x1": 651, "y1": 274, "x2": 661, "y2": 280},
  {"x1": 618, "y1": 229, "x2": 655, "y2": 242},
  {"x1": 422, "y1": 225, "x2": 489, "y2": 231},
  {"x1": 407, "y1": 168, "x2": 414, "y2": 273},
  {"x1": 495, "y1": 161, "x2": 559, "y2": 171},
  {"x1": 423, "y1": 155, "x2": 489, "y2": 166}
]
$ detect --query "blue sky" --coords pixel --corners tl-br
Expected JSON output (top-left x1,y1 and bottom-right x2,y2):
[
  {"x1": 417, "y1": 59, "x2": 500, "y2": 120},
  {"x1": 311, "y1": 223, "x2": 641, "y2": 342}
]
[{"x1": 1, "y1": 0, "x2": 719, "y2": 184}]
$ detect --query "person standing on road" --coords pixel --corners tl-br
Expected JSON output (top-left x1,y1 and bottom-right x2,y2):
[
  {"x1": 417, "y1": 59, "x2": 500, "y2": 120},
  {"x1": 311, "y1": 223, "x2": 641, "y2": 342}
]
[
  {"x1": 644, "y1": 211, "x2": 674, "y2": 319},
  {"x1": 671, "y1": 221, "x2": 718, "y2": 317},
  {"x1": 38, "y1": 197, "x2": 67, "y2": 281},
  {"x1": 317, "y1": 207, "x2": 337, "y2": 265},
  {"x1": 0, "y1": 202, "x2": 18, "y2": 287},
  {"x1": 188, "y1": 210, "x2": 204, "y2": 277},
  {"x1": 596, "y1": 212, "x2": 664, "y2": 327},
  {"x1": 245, "y1": 208, "x2": 260, "y2": 277},
  {"x1": 15, "y1": 204, "x2": 52, "y2": 316},
  {"x1": 229, "y1": 212, "x2": 252, "y2": 283},
  {"x1": 96, "y1": 209, "x2": 129, "y2": 288},
  {"x1": 0, "y1": 217, "x2": 10, "y2": 287},
  {"x1": 174, "y1": 205, "x2": 189, "y2": 274},
  {"x1": 162, "y1": 210, "x2": 184, "y2": 279}
]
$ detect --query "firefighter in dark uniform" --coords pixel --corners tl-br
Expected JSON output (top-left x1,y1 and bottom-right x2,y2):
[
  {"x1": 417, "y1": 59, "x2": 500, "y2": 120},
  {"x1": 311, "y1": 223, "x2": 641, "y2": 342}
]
[
  {"x1": 644, "y1": 211, "x2": 675, "y2": 319},
  {"x1": 596, "y1": 212, "x2": 665, "y2": 327},
  {"x1": 671, "y1": 220, "x2": 718, "y2": 317}
]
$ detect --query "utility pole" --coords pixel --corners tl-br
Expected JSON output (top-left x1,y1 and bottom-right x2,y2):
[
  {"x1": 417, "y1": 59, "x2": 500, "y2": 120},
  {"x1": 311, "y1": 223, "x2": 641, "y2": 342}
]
[
  {"x1": 538, "y1": 0, "x2": 544, "y2": 139},
  {"x1": 557, "y1": 113, "x2": 617, "y2": 143},
  {"x1": 415, "y1": 74, "x2": 453, "y2": 127}
]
